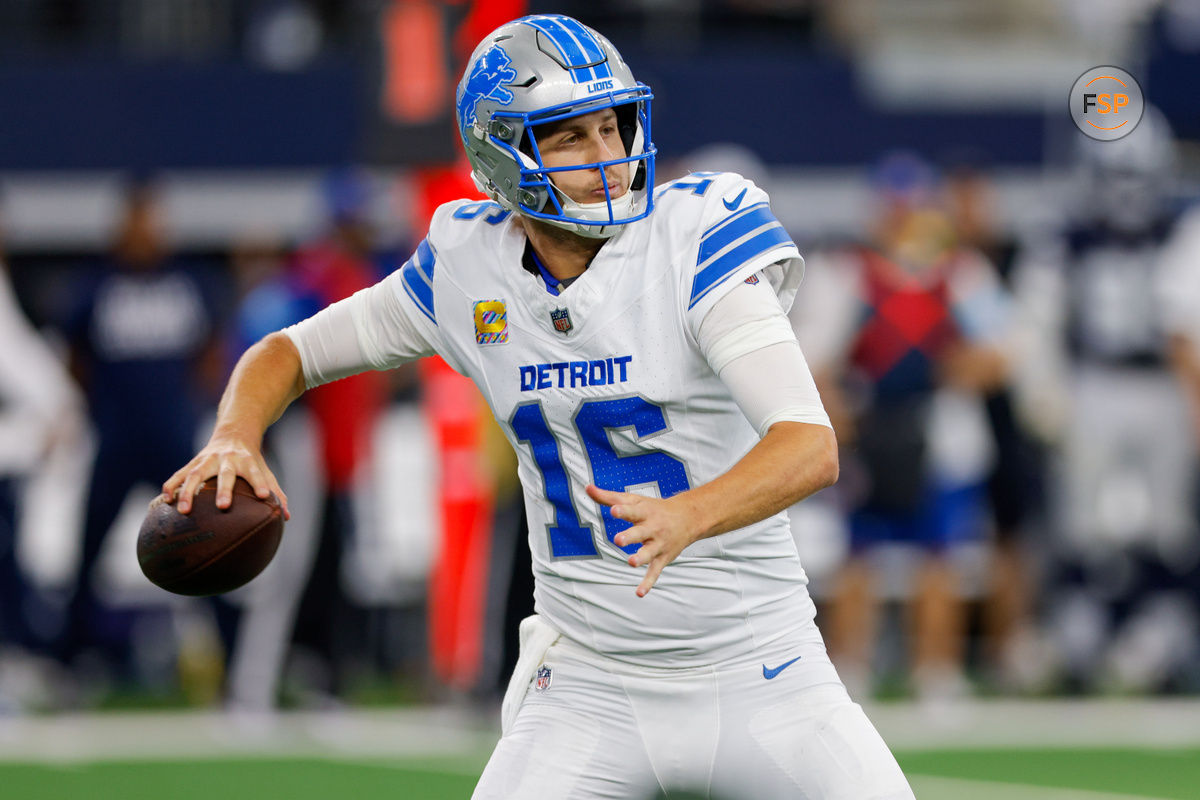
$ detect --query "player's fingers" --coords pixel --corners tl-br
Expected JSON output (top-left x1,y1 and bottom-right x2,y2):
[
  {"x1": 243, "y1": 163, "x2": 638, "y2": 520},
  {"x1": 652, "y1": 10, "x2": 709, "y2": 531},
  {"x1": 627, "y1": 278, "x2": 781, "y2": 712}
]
[
  {"x1": 164, "y1": 456, "x2": 208, "y2": 503},
  {"x1": 585, "y1": 484, "x2": 626, "y2": 506},
  {"x1": 614, "y1": 526, "x2": 648, "y2": 549},
  {"x1": 176, "y1": 470, "x2": 204, "y2": 514},
  {"x1": 250, "y1": 461, "x2": 291, "y2": 520},
  {"x1": 274, "y1": 485, "x2": 291, "y2": 520},
  {"x1": 610, "y1": 501, "x2": 647, "y2": 525},
  {"x1": 242, "y1": 460, "x2": 272, "y2": 498},
  {"x1": 636, "y1": 558, "x2": 667, "y2": 598},
  {"x1": 179, "y1": 454, "x2": 223, "y2": 514},
  {"x1": 215, "y1": 462, "x2": 238, "y2": 509},
  {"x1": 161, "y1": 467, "x2": 188, "y2": 502}
]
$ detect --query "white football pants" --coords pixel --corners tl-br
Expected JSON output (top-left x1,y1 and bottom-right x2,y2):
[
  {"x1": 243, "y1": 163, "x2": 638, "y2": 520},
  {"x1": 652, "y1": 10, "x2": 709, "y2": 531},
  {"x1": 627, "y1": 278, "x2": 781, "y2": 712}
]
[{"x1": 473, "y1": 615, "x2": 914, "y2": 800}]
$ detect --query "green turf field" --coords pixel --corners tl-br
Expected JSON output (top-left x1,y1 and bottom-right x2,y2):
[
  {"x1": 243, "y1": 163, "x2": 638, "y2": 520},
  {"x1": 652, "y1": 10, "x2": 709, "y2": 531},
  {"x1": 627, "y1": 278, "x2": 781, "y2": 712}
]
[
  {"x1": 3, "y1": 748, "x2": 1198, "y2": 800},
  {"x1": 0, "y1": 759, "x2": 481, "y2": 800},
  {"x1": 3, "y1": 703, "x2": 1198, "y2": 799}
]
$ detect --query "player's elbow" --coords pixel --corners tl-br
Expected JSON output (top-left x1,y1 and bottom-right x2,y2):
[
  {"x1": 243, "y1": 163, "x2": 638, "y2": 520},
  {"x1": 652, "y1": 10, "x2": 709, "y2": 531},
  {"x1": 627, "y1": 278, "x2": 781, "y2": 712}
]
[
  {"x1": 812, "y1": 425, "x2": 839, "y2": 490},
  {"x1": 771, "y1": 421, "x2": 839, "y2": 497}
]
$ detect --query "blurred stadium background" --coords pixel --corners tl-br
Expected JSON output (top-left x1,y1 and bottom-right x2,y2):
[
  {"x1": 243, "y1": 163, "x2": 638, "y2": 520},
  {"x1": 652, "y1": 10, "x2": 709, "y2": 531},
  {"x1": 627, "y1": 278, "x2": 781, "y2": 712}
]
[{"x1": 3, "y1": 1, "x2": 1200, "y2": 798}]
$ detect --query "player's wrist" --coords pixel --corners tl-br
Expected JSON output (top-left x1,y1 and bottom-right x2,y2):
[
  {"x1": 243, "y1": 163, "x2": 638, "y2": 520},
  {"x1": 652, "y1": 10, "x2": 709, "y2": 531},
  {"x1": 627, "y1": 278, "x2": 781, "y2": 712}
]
[
  {"x1": 207, "y1": 422, "x2": 264, "y2": 452},
  {"x1": 671, "y1": 490, "x2": 717, "y2": 543}
]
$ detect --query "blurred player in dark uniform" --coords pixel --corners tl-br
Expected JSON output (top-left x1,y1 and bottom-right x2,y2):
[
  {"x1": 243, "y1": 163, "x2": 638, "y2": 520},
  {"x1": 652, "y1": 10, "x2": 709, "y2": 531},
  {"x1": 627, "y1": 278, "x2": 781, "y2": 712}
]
[
  {"x1": 1011, "y1": 109, "x2": 1200, "y2": 692},
  {"x1": 0, "y1": 215, "x2": 83, "y2": 709},
  {"x1": 58, "y1": 179, "x2": 228, "y2": 678}
]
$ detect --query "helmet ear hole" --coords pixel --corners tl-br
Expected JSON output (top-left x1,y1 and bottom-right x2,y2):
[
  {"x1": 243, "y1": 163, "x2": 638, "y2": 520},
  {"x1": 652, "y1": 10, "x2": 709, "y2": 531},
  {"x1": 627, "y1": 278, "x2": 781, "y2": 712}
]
[
  {"x1": 518, "y1": 128, "x2": 536, "y2": 160},
  {"x1": 615, "y1": 105, "x2": 638, "y2": 156},
  {"x1": 631, "y1": 163, "x2": 646, "y2": 192}
]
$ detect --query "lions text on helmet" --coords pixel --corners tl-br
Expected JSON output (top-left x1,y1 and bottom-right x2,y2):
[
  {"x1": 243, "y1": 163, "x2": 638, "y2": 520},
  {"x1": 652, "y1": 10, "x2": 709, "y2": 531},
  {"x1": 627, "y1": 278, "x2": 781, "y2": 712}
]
[{"x1": 455, "y1": 15, "x2": 655, "y2": 239}]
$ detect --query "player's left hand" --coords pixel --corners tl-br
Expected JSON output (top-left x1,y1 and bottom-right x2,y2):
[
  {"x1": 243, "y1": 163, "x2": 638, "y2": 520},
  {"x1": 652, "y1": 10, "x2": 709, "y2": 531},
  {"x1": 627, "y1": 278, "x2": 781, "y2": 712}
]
[{"x1": 586, "y1": 484, "x2": 701, "y2": 597}]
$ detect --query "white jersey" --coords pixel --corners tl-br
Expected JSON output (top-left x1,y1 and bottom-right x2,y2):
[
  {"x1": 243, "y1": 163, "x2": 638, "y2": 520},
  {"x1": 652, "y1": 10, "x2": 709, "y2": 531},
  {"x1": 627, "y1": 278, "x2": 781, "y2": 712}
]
[{"x1": 295, "y1": 172, "x2": 816, "y2": 668}]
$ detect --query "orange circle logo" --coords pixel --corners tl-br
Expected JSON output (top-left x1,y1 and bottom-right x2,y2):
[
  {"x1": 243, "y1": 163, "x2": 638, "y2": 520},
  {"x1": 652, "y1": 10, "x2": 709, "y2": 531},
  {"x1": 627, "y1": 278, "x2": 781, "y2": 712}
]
[{"x1": 1069, "y1": 66, "x2": 1144, "y2": 141}]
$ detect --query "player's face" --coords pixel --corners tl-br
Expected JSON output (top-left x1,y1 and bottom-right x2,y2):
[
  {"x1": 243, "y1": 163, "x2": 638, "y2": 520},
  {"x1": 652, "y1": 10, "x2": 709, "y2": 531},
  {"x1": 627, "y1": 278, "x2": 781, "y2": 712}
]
[{"x1": 533, "y1": 109, "x2": 628, "y2": 205}]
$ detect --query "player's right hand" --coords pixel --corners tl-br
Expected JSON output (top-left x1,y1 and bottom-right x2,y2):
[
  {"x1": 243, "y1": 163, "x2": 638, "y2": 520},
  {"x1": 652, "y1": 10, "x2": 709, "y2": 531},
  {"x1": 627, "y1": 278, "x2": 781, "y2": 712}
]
[{"x1": 161, "y1": 436, "x2": 290, "y2": 520}]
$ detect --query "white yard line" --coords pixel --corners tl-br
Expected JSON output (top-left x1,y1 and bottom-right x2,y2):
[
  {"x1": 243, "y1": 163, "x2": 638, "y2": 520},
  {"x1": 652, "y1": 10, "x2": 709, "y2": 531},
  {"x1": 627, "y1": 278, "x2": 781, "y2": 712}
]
[
  {"x1": 0, "y1": 699, "x2": 1197, "y2": 764},
  {"x1": 866, "y1": 698, "x2": 1200, "y2": 751},
  {"x1": 0, "y1": 707, "x2": 498, "y2": 764},
  {"x1": 909, "y1": 775, "x2": 1175, "y2": 800}
]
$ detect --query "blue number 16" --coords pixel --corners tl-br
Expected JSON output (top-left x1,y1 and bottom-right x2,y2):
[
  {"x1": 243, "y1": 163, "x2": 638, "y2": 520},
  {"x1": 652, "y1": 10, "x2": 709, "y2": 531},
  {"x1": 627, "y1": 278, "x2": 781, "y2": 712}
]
[{"x1": 510, "y1": 396, "x2": 691, "y2": 559}]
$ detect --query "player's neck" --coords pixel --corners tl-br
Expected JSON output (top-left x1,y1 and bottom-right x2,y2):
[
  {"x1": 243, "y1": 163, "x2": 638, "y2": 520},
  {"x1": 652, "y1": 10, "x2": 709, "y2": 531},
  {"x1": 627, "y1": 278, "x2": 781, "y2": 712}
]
[{"x1": 519, "y1": 217, "x2": 606, "y2": 282}]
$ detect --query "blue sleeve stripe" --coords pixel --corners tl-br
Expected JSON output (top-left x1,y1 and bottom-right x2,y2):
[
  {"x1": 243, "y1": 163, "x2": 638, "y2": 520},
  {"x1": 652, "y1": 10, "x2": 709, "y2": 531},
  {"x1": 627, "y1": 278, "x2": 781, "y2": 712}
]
[
  {"x1": 701, "y1": 200, "x2": 766, "y2": 238},
  {"x1": 689, "y1": 225, "x2": 794, "y2": 309},
  {"x1": 415, "y1": 238, "x2": 435, "y2": 281},
  {"x1": 697, "y1": 203, "x2": 778, "y2": 265},
  {"x1": 400, "y1": 257, "x2": 436, "y2": 324}
]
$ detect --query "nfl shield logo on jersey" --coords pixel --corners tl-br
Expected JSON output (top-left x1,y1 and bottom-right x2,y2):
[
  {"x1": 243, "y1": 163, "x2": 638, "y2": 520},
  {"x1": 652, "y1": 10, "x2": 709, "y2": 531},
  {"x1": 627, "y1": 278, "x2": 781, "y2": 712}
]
[
  {"x1": 535, "y1": 664, "x2": 552, "y2": 692},
  {"x1": 550, "y1": 307, "x2": 572, "y2": 334}
]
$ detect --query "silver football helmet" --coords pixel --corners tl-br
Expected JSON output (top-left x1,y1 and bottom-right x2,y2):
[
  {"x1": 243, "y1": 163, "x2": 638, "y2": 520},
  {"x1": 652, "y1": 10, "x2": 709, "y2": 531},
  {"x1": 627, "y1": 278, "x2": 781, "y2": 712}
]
[
  {"x1": 455, "y1": 14, "x2": 655, "y2": 238},
  {"x1": 1075, "y1": 105, "x2": 1177, "y2": 233}
]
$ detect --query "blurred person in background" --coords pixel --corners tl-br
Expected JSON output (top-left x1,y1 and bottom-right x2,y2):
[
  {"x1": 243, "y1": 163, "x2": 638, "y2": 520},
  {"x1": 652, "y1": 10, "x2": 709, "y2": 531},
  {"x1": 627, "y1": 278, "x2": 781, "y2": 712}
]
[
  {"x1": 220, "y1": 230, "x2": 326, "y2": 712},
  {"x1": 0, "y1": 212, "x2": 83, "y2": 711},
  {"x1": 1011, "y1": 109, "x2": 1200, "y2": 693},
  {"x1": 234, "y1": 169, "x2": 389, "y2": 706},
  {"x1": 794, "y1": 152, "x2": 1011, "y2": 702},
  {"x1": 56, "y1": 177, "x2": 231, "y2": 689},
  {"x1": 941, "y1": 157, "x2": 1045, "y2": 691},
  {"x1": 1163, "y1": 204, "x2": 1200, "y2": 670}
]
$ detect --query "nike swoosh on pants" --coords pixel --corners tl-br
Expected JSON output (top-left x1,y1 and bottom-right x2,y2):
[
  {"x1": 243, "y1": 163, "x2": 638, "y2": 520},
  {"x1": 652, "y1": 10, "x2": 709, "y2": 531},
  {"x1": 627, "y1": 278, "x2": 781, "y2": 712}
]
[{"x1": 762, "y1": 655, "x2": 802, "y2": 680}]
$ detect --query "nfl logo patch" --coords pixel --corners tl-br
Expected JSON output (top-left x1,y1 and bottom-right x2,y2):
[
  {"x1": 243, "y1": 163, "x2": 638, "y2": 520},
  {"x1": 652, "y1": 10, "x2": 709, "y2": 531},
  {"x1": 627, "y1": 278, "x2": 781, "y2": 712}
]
[
  {"x1": 474, "y1": 300, "x2": 508, "y2": 345},
  {"x1": 744, "y1": 273, "x2": 760, "y2": 285},
  {"x1": 550, "y1": 307, "x2": 572, "y2": 334},
  {"x1": 535, "y1": 664, "x2": 552, "y2": 692}
]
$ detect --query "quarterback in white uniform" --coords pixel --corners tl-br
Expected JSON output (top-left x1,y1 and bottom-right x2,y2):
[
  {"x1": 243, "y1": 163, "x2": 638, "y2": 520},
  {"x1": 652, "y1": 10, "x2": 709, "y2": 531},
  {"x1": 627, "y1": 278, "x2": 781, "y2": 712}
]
[{"x1": 164, "y1": 14, "x2": 913, "y2": 800}]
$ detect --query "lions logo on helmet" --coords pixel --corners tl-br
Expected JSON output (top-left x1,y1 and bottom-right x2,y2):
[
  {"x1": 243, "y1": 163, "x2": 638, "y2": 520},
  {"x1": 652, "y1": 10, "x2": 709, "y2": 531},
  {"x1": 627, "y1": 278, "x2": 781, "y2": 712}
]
[
  {"x1": 455, "y1": 44, "x2": 518, "y2": 135},
  {"x1": 455, "y1": 14, "x2": 656, "y2": 240}
]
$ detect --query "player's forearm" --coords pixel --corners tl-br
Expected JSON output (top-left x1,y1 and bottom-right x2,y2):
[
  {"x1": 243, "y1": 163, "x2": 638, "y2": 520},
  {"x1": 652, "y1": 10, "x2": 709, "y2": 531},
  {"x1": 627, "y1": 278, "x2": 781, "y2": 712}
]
[
  {"x1": 211, "y1": 332, "x2": 306, "y2": 446},
  {"x1": 939, "y1": 342, "x2": 1009, "y2": 392},
  {"x1": 681, "y1": 420, "x2": 838, "y2": 541}
]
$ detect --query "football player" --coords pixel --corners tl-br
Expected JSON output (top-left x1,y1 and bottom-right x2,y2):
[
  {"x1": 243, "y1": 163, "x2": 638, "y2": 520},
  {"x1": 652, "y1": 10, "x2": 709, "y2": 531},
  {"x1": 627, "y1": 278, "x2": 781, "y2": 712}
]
[
  {"x1": 163, "y1": 15, "x2": 914, "y2": 799},
  {"x1": 1011, "y1": 108, "x2": 1200, "y2": 692}
]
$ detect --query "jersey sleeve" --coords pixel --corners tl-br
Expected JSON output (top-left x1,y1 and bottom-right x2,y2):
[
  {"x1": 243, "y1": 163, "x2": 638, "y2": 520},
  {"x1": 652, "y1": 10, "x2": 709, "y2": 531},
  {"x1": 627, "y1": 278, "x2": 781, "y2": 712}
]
[
  {"x1": 284, "y1": 237, "x2": 447, "y2": 388},
  {"x1": 693, "y1": 278, "x2": 831, "y2": 437},
  {"x1": 679, "y1": 172, "x2": 805, "y2": 333}
]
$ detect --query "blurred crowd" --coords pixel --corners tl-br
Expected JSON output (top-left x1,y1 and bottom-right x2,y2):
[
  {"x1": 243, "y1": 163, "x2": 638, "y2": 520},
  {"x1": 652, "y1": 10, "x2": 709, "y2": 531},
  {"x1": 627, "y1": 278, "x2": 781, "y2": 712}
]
[
  {"x1": 787, "y1": 109, "x2": 1200, "y2": 703},
  {"x1": 0, "y1": 169, "x2": 438, "y2": 713},
  {"x1": 3, "y1": 105, "x2": 1200, "y2": 716}
]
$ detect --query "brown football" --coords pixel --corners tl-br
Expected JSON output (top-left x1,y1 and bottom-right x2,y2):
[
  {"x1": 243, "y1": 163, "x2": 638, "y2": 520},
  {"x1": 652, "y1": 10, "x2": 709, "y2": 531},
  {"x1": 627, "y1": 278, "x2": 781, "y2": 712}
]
[{"x1": 137, "y1": 477, "x2": 284, "y2": 596}]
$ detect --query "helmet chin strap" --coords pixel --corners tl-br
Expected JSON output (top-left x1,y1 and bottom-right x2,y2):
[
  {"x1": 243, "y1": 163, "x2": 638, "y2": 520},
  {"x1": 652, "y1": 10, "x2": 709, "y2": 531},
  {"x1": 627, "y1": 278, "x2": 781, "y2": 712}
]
[
  {"x1": 547, "y1": 191, "x2": 638, "y2": 238},
  {"x1": 538, "y1": 131, "x2": 646, "y2": 239},
  {"x1": 474, "y1": 169, "x2": 643, "y2": 240}
]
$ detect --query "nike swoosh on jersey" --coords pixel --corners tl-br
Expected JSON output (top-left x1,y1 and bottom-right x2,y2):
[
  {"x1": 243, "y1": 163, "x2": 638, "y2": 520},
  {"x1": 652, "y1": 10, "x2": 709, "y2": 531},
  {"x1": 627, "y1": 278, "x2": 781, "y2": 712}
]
[
  {"x1": 722, "y1": 188, "x2": 747, "y2": 211},
  {"x1": 762, "y1": 655, "x2": 802, "y2": 680}
]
